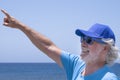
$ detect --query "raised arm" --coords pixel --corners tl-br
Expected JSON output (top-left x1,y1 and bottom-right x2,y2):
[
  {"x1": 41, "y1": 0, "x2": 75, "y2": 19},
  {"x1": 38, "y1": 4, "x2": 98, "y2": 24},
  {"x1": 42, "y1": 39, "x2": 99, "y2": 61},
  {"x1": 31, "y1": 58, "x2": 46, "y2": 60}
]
[{"x1": 1, "y1": 9, "x2": 62, "y2": 66}]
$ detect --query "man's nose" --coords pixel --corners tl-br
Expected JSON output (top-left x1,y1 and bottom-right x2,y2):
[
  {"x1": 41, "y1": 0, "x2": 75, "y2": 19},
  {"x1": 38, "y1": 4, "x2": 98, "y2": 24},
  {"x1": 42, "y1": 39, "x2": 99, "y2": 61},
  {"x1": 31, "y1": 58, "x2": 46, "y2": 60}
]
[{"x1": 81, "y1": 41, "x2": 88, "y2": 47}]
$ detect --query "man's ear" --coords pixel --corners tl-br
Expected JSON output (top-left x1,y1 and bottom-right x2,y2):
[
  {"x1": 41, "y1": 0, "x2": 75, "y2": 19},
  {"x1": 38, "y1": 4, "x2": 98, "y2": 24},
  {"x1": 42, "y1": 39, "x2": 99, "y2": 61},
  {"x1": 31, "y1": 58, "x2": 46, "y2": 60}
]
[{"x1": 103, "y1": 45, "x2": 110, "y2": 53}]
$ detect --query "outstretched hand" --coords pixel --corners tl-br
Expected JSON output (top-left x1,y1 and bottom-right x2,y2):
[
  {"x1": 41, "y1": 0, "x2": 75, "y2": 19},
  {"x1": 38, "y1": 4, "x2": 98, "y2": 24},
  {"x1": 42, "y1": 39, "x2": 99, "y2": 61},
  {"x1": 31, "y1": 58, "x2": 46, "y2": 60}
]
[{"x1": 1, "y1": 9, "x2": 22, "y2": 28}]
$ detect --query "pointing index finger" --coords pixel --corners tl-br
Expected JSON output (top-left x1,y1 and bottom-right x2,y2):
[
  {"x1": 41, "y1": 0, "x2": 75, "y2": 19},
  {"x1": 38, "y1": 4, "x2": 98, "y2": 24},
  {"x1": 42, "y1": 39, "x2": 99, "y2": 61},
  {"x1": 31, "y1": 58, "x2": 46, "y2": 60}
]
[{"x1": 1, "y1": 9, "x2": 11, "y2": 18}]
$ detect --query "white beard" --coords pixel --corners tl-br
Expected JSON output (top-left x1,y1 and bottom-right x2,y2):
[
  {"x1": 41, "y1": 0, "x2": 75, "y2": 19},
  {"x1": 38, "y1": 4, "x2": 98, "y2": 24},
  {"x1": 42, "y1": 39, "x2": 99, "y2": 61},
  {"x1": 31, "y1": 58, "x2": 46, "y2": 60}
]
[{"x1": 81, "y1": 47, "x2": 99, "y2": 64}]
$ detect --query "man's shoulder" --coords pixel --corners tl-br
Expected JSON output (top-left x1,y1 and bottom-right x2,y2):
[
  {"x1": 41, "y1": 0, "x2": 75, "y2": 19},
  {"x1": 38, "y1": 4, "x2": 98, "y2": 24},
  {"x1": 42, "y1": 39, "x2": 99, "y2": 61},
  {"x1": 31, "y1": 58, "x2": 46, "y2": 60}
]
[
  {"x1": 61, "y1": 51, "x2": 85, "y2": 68},
  {"x1": 102, "y1": 72, "x2": 119, "y2": 80}
]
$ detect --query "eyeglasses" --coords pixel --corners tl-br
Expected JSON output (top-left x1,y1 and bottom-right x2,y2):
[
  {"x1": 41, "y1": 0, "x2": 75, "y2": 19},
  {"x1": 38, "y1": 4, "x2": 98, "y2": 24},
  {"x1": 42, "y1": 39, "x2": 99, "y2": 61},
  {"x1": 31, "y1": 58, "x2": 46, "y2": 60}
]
[{"x1": 81, "y1": 36, "x2": 106, "y2": 45}]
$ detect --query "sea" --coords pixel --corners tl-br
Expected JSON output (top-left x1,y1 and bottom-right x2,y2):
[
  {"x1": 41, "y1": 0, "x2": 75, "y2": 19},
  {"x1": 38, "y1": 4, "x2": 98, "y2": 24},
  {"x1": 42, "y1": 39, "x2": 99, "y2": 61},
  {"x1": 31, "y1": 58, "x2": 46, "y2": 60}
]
[{"x1": 0, "y1": 63, "x2": 119, "y2": 80}]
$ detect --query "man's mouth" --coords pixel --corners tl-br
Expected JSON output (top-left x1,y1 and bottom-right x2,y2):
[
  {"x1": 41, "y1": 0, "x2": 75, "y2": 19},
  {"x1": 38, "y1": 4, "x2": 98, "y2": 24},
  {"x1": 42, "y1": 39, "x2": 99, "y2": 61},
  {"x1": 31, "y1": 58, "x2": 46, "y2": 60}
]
[
  {"x1": 80, "y1": 47, "x2": 90, "y2": 58},
  {"x1": 81, "y1": 47, "x2": 89, "y2": 54},
  {"x1": 82, "y1": 50, "x2": 89, "y2": 53}
]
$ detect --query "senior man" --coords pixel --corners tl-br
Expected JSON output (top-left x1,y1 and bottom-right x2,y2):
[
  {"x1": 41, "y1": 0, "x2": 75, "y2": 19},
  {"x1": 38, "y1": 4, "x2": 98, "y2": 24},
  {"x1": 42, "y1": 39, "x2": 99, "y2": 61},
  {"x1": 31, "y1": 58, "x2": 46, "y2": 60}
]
[{"x1": 1, "y1": 9, "x2": 119, "y2": 80}]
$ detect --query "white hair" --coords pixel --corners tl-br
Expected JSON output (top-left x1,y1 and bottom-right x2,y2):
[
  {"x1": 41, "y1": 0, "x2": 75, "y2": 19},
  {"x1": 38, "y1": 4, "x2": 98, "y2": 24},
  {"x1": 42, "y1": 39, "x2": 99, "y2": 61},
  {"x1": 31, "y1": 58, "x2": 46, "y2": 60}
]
[{"x1": 103, "y1": 39, "x2": 120, "y2": 65}]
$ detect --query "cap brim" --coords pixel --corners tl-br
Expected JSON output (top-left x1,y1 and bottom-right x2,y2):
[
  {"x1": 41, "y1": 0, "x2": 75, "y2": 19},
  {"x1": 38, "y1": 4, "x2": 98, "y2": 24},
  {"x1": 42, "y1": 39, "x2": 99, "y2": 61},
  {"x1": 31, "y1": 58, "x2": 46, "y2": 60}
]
[{"x1": 75, "y1": 29, "x2": 101, "y2": 38}]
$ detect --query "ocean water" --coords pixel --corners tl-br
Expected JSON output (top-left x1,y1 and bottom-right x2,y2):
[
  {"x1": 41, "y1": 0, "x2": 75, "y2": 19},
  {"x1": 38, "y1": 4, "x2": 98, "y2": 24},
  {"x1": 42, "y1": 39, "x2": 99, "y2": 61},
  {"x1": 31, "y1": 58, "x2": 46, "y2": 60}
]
[
  {"x1": 0, "y1": 63, "x2": 119, "y2": 80},
  {"x1": 0, "y1": 63, "x2": 66, "y2": 80}
]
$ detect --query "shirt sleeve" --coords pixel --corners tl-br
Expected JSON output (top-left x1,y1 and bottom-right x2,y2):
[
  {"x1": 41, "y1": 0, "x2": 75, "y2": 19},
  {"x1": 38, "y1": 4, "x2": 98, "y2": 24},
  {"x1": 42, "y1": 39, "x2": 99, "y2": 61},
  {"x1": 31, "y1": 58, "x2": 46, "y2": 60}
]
[{"x1": 60, "y1": 51, "x2": 82, "y2": 80}]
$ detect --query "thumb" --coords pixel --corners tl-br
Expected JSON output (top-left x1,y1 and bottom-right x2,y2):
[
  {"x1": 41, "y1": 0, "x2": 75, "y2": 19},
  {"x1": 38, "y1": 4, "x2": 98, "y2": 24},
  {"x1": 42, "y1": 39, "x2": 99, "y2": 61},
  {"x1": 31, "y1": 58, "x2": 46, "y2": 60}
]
[{"x1": 3, "y1": 23, "x2": 9, "y2": 26}]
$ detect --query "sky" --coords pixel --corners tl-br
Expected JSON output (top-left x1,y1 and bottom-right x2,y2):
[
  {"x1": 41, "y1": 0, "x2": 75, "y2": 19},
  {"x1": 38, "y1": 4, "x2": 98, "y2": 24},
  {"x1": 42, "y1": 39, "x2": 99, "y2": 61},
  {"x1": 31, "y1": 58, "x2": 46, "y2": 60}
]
[{"x1": 0, "y1": 0, "x2": 120, "y2": 63}]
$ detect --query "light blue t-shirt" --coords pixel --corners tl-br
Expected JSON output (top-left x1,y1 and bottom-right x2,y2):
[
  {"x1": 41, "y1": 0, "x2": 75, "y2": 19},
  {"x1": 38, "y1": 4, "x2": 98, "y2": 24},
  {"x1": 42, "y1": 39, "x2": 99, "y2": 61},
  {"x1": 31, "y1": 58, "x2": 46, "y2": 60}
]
[{"x1": 60, "y1": 51, "x2": 119, "y2": 80}]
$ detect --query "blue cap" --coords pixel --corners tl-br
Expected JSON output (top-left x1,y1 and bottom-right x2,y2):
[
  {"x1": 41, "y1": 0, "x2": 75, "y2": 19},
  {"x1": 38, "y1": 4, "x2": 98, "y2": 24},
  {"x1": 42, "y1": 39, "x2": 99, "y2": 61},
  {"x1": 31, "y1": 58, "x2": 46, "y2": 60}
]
[{"x1": 75, "y1": 23, "x2": 116, "y2": 43}]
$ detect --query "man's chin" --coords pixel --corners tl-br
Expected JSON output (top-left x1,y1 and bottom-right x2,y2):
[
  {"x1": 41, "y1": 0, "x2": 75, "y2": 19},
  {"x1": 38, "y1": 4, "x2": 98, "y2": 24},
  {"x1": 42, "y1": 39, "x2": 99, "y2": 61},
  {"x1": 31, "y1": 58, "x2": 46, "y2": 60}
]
[
  {"x1": 80, "y1": 52, "x2": 89, "y2": 59},
  {"x1": 80, "y1": 53, "x2": 91, "y2": 63}
]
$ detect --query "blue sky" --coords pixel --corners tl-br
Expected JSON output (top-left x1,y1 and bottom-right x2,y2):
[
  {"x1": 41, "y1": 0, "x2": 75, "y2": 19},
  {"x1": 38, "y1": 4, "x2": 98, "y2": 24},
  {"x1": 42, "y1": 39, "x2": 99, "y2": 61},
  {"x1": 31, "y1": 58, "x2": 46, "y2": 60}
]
[{"x1": 0, "y1": 0, "x2": 120, "y2": 63}]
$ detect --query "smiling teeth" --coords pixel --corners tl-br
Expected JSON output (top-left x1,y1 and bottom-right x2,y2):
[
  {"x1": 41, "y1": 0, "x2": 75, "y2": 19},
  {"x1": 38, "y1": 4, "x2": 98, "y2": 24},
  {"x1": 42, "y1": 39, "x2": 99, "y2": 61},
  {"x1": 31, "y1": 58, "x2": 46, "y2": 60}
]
[
  {"x1": 83, "y1": 50, "x2": 89, "y2": 53},
  {"x1": 82, "y1": 47, "x2": 89, "y2": 53}
]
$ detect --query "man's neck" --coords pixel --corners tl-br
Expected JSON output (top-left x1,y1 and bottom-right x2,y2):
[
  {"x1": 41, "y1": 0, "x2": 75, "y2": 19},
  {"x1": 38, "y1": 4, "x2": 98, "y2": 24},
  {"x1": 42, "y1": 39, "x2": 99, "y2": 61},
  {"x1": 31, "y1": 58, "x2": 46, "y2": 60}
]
[{"x1": 82, "y1": 62, "x2": 105, "y2": 76}]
